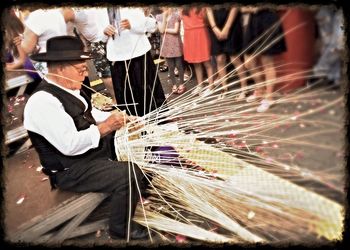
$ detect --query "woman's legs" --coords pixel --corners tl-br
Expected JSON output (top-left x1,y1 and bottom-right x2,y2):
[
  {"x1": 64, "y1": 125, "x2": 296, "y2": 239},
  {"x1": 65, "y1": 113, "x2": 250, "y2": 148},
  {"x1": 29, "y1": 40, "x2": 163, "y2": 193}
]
[
  {"x1": 215, "y1": 54, "x2": 227, "y2": 91},
  {"x1": 260, "y1": 55, "x2": 276, "y2": 101},
  {"x1": 230, "y1": 55, "x2": 248, "y2": 100},
  {"x1": 244, "y1": 54, "x2": 265, "y2": 99},
  {"x1": 166, "y1": 57, "x2": 177, "y2": 88},
  {"x1": 203, "y1": 60, "x2": 215, "y2": 87},
  {"x1": 174, "y1": 57, "x2": 184, "y2": 85}
]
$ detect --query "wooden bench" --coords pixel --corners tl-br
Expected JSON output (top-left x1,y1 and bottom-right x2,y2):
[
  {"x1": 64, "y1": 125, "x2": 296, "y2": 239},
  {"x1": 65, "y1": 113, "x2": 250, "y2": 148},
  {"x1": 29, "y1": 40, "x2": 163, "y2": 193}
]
[
  {"x1": 5, "y1": 72, "x2": 35, "y2": 154},
  {"x1": 4, "y1": 148, "x2": 110, "y2": 244}
]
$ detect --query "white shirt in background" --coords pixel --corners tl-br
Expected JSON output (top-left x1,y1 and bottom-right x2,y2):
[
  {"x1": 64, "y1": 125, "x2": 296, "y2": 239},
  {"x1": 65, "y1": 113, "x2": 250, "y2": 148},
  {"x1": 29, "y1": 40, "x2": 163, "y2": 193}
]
[
  {"x1": 25, "y1": 9, "x2": 67, "y2": 53},
  {"x1": 72, "y1": 7, "x2": 110, "y2": 43},
  {"x1": 106, "y1": 7, "x2": 157, "y2": 61}
]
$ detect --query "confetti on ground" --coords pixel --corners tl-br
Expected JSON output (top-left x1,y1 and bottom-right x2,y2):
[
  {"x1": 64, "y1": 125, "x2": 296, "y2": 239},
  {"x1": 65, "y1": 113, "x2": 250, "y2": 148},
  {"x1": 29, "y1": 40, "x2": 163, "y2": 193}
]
[
  {"x1": 95, "y1": 230, "x2": 101, "y2": 238},
  {"x1": 176, "y1": 235, "x2": 187, "y2": 243},
  {"x1": 41, "y1": 177, "x2": 49, "y2": 182},
  {"x1": 16, "y1": 194, "x2": 26, "y2": 205},
  {"x1": 248, "y1": 211, "x2": 256, "y2": 220}
]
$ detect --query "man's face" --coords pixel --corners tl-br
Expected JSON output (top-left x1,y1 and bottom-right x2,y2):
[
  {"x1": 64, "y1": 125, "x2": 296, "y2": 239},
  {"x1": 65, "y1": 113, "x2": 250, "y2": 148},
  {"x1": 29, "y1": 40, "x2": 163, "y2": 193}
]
[{"x1": 63, "y1": 61, "x2": 89, "y2": 90}]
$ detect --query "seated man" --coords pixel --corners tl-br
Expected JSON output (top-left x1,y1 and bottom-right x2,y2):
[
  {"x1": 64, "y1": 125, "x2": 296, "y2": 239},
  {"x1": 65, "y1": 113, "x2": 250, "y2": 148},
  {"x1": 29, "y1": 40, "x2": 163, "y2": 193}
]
[{"x1": 23, "y1": 36, "x2": 148, "y2": 240}]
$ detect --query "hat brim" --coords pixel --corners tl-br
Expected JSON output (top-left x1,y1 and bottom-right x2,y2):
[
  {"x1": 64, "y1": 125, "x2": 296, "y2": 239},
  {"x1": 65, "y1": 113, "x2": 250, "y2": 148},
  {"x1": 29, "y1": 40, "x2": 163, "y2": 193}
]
[{"x1": 30, "y1": 52, "x2": 93, "y2": 62}]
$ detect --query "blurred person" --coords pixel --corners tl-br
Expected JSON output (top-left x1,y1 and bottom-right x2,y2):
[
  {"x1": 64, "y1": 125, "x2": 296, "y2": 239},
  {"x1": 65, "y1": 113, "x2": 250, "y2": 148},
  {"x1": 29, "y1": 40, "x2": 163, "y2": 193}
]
[
  {"x1": 3, "y1": 8, "x2": 26, "y2": 71},
  {"x1": 20, "y1": 7, "x2": 70, "y2": 76},
  {"x1": 181, "y1": 6, "x2": 215, "y2": 96},
  {"x1": 24, "y1": 36, "x2": 149, "y2": 240},
  {"x1": 207, "y1": 5, "x2": 248, "y2": 100},
  {"x1": 103, "y1": 7, "x2": 166, "y2": 117},
  {"x1": 3, "y1": 7, "x2": 41, "y2": 86},
  {"x1": 157, "y1": 7, "x2": 185, "y2": 94},
  {"x1": 242, "y1": 7, "x2": 287, "y2": 112},
  {"x1": 70, "y1": 7, "x2": 116, "y2": 103},
  {"x1": 312, "y1": 6, "x2": 344, "y2": 89}
]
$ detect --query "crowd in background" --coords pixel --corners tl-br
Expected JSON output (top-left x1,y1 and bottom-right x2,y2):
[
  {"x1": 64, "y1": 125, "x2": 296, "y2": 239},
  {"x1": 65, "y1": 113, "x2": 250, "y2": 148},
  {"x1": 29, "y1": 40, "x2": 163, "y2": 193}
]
[{"x1": 3, "y1": 4, "x2": 345, "y2": 114}]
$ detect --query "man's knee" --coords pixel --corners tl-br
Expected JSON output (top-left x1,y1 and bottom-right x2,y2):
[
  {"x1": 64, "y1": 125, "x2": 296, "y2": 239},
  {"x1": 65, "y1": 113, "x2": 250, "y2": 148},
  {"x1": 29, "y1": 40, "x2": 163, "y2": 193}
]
[{"x1": 116, "y1": 161, "x2": 144, "y2": 183}]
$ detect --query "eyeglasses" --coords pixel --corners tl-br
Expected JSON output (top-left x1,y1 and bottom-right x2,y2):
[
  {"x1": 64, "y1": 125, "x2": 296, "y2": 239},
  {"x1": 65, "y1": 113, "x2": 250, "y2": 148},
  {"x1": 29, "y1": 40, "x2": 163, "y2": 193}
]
[{"x1": 69, "y1": 63, "x2": 88, "y2": 75}]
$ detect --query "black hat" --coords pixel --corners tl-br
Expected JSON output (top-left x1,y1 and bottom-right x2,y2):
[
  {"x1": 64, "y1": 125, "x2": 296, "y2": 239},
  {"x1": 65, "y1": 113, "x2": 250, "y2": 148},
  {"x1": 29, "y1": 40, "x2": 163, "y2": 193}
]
[{"x1": 30, "y1": 36, "x2": 93, "y2": 62}]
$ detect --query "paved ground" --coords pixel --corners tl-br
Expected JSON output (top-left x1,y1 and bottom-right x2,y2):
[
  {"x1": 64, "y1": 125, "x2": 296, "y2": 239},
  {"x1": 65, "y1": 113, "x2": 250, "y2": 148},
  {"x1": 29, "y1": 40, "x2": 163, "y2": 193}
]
[{"x1": 2, "y1": 64, "x2": 347, "y2": 247}]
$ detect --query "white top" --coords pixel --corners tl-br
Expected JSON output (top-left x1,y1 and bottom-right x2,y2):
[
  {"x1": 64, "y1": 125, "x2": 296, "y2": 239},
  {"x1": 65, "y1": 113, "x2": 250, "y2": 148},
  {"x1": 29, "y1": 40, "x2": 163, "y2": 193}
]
[
  {"x1": 23, "y1": 78, "x2": 111, "y2": 156},
  {"x1": 106, "y1": 7, "x2": 157, "y2": 61},
  {"x1": 73, "y1": 7, "x2": 110, "y2": 43},
  {"x1": 25, "y1": 9, "x2": 67, "y2": 53}
]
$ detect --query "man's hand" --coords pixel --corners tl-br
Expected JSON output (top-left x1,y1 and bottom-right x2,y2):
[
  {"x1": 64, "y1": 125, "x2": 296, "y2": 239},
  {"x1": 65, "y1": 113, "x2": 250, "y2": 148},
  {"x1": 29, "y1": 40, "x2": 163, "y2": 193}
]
[
  {"x1": 127, "y1": 116, "x2": 144, "y2": 132},
  {"x1": 98, "y1": 111, "x2": 130, "y2": 137}
]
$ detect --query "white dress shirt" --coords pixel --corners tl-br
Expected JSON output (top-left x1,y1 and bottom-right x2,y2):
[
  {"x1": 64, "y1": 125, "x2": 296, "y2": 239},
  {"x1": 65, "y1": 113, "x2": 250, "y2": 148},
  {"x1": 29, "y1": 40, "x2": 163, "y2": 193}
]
[
  {"x1": 23, "y1": 78, "x2": 111, "y2": 156},
  {"x1": 106, "y1": 7, "x2": 157, "y2": 61},
  {"x1": 73, "y1": 7, "x2": 110, "y2": 43}
]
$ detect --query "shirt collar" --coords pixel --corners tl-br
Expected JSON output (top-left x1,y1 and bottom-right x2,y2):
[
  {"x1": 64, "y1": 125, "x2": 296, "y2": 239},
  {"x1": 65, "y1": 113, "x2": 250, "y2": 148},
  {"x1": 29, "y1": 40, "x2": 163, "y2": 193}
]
[{"x1": 44, "y1": 77, "x2": 81, "y2": 96}]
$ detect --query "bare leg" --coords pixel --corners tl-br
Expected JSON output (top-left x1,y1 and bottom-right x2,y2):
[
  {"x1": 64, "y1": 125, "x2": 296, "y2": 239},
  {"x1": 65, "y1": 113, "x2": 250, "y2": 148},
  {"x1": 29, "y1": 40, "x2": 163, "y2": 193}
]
[
  {"x1": 215, "y1": 54, "x2": 227, "y2": 91},
  {"x1": 175, "y1": 57, "x2": 184, "y2": 85},
  {"x1": 260, "y1": 55, "x2": 276, "y2": 101},
  {"x1": 230, "y1": 55, "x2": 248, "y2": 90},
  {"x1": 203, "y1": 60, "x2": 215, "y2": 87},
  {"x1": 244, "y1": 54, "x2": 265, "y2": 97},
  {"x1": 166, "y1": 57, "x2": 177, "y2": 91},
  {"x1": 194, "y1": 63, "x2": 204, "y2": 86}
]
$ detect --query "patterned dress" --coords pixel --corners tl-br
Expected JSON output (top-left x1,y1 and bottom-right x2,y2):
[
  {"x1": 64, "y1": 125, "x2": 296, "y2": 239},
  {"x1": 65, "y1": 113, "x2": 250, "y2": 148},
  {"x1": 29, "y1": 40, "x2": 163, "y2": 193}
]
[{"x1": 156, "y1": 12, "x2": 183, "y2": 58}]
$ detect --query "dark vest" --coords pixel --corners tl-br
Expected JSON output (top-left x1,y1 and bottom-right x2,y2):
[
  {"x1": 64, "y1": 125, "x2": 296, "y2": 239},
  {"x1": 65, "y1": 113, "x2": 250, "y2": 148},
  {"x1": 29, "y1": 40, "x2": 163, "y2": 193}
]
[{"x1": 27, "y1": 80, "x2": 113, "y2": 171}]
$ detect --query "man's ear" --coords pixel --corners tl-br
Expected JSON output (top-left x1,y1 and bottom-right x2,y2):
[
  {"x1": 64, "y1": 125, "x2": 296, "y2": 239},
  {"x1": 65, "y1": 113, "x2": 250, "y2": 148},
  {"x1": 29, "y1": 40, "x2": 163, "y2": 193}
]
[{"x1": 58, "y1": 64, "x2": 67, "y2": 74}]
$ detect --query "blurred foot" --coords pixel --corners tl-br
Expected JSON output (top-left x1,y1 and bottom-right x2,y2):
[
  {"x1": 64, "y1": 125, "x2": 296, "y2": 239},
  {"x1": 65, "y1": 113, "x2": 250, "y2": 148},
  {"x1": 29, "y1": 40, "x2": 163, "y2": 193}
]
[
  {"x1": 172, "y1": 85, "x2": 179, "y2": 94},
  {"x1": 257, "y1": 99, "x2": 273, "y2": 112},
  {"x1": 236, "y1": 92, "x2": 246, "y2": 101},
  {"x1": 200, "y1": 88, "x2": 213, "y2": 97},
  {"x1": 177, "y1": 84, "x2": 186, "y2": 94},
  {"x1": 192, "y1": 85, "x2": 204, "y2": 95},
  {"x1": 217, "y1": 89, "x2": 228, "y2": 100}
]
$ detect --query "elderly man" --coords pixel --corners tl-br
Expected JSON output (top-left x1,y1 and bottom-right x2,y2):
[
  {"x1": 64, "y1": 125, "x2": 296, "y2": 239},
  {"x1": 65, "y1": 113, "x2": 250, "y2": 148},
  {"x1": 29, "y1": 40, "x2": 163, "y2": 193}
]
[{"x1": 23, "y1": 36, "x2": 148, "y2": 240}]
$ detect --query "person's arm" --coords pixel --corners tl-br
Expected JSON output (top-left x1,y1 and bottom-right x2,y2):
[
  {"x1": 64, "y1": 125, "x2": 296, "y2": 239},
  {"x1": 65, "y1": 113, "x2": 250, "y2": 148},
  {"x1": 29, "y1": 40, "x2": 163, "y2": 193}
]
[
  {"x1": 6, "y1": 36, "x2": 27, "y2": 70},
  {"x1": 157, "y1": 12, "x2": 168, "y2": 34},
  {"x1": 21, "y1": 26, "x2": 39, "y2": 54},
  {"x1": 124, "y1": 8, "x2": 155, "y2": 34},
  {"x1": 97, "y1": 111, "x2": 129, "y2": 137},
  {"x1": 164, "y1": 14, "x2": 180, "y2": 34},
  {"x1": 206, "y1": 7, "x2": 223, "y2": 40},
  {"x1": 221, "y1": 7, "x2": 238, "y2": 40},
  {"x1": 206, "y1": 7, "x2": 216, "y2": 29},
  {"x1": 61, "y1": 7, "x2": 75, "y2": 23}
]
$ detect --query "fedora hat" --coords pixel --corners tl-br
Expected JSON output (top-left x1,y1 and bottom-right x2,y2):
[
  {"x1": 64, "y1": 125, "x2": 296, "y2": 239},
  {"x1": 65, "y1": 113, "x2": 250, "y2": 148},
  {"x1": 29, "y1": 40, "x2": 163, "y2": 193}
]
[{"x1": 30, "y1": 36, "x2": 93, "y2": 62}]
